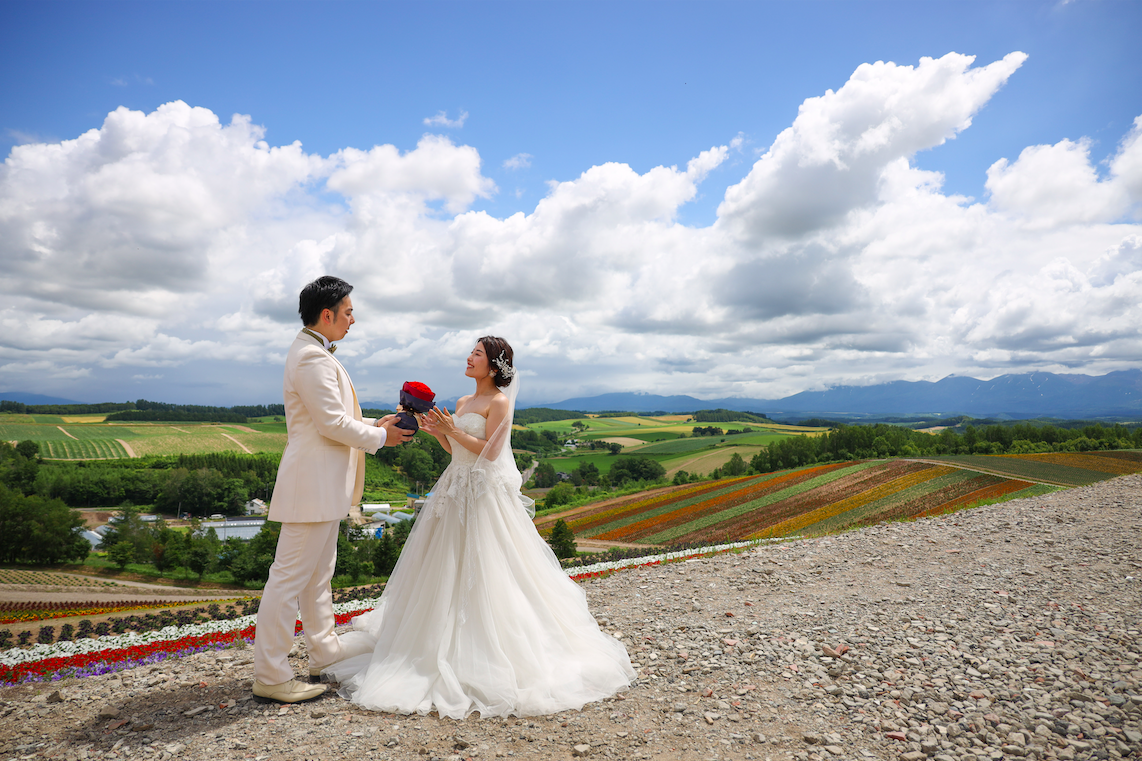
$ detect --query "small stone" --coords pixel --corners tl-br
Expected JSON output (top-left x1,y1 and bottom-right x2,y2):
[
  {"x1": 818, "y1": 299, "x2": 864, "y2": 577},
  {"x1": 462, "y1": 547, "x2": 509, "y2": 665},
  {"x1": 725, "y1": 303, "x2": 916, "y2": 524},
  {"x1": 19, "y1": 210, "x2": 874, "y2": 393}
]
[
  {"x1": 46, "y1": 690, "x2": 64, "y2": 704},
  {"x1": 900, "y1": 752, "x2": 926, "y2": 761},
  {"x1": 97, "y1": 706, "x2": 120, "y2": 719},
  {"x1": 572, "y1": 744, "x2": 591, "y2": 757},
  {"x1": 310, "y1": 710, "x2": 326, "y2": 719},
  {"x1": 824, "y1": 746, "x2": 844, "y2": 755},
  {"x1": 803, "y1": 732, "x2": 823, "y2": 745}
]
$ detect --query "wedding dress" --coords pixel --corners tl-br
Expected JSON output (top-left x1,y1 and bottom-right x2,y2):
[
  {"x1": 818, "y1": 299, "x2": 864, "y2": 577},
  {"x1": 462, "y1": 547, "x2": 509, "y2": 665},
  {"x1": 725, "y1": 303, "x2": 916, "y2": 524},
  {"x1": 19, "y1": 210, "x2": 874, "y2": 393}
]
[{"x1": 324, "y1": 411, "x2": 634, "y2": 718}]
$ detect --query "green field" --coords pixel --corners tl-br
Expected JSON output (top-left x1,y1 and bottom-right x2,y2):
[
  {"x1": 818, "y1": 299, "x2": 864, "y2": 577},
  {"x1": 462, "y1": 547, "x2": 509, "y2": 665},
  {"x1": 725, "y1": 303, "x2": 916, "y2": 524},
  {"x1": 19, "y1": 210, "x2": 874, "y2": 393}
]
[
  {"x1": 1, "y1": 416, "x2": 288, "y2": 459},
  {"x1": 526, "y1": 413, "x2": 826, "y2": 480},
  {"x1": 39, "y1": 439, "x2": 131, "y2": 459}
]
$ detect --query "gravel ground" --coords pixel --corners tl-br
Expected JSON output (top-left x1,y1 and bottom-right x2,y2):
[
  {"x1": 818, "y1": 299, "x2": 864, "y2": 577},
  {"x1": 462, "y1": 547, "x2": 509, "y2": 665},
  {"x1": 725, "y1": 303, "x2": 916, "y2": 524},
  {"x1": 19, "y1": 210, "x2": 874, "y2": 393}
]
[{"x1": 2, "y1": 474, "x2": 1140, "y2": 761}]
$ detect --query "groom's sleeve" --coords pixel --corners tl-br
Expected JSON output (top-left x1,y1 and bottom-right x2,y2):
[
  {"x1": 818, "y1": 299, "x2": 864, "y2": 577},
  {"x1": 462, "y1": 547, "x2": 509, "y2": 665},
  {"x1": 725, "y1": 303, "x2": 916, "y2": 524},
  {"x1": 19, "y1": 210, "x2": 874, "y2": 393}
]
[{"x1": 294, "y1": 350, "x2": 387, "y2": 453}]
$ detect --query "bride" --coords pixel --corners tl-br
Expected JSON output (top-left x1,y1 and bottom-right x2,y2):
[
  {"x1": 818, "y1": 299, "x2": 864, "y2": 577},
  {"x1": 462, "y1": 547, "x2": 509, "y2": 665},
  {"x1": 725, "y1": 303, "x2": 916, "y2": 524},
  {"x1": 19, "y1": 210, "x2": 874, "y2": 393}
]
[{"x1": 323, "y1": 336, "x2": 634, "y2": 718}]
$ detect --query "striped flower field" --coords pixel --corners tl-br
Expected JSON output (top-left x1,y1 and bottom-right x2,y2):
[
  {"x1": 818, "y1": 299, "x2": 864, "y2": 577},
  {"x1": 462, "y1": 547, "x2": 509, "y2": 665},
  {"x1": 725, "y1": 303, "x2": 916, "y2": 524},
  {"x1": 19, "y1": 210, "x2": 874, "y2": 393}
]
[{"x1": 542, "y1": 457, "x2": 1100, "y2": 545}]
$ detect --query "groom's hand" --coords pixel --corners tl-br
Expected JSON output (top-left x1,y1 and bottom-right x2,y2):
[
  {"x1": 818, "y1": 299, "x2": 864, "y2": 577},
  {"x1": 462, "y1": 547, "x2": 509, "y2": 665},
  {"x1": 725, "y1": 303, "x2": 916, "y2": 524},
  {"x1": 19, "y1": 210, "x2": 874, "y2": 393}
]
[{"x1": 377, "y1": 414, "x2": 414, "y2": 446}]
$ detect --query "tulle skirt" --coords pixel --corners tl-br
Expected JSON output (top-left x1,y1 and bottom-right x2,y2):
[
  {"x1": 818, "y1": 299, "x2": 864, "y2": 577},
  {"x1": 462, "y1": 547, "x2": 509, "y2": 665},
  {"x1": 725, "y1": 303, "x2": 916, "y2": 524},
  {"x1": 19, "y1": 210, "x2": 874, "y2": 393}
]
[{"x1": 323, "y1": 460, "x2": 634, "y2": 718}]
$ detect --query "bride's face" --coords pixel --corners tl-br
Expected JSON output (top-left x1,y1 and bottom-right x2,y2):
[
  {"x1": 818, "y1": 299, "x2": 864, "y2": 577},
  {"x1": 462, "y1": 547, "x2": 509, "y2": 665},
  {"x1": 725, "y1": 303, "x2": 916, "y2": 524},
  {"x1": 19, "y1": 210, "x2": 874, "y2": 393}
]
[{"x1": 465, "y1": 342, "x2": 491, "y2": 380}]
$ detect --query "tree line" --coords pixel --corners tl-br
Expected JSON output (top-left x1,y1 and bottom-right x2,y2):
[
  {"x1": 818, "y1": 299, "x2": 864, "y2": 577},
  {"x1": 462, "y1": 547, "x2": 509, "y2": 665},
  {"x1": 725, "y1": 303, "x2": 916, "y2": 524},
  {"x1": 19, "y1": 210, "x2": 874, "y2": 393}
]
[
  {"x1": 105, "y1": 400, "x2": 285, "y2": 423},
  {"x1": 0, "y1": 399, "x2": 286, "y2": 421},
  {"x1": 753, "y1": 421, "x2": 1142, "y2": 472},
  {"x1": 0, "y1": 401, "x2": 136, "y2": 415},
  {"x1": 693, "y1": 409, "x2": 769, "y2": 423}
]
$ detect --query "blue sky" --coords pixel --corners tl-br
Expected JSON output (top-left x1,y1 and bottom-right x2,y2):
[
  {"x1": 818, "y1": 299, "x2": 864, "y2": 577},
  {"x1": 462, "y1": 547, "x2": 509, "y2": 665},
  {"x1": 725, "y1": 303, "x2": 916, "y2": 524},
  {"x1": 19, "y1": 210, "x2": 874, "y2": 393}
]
[{"x1": 1, "y1": 0, "x2": 1140, "y2": 407}]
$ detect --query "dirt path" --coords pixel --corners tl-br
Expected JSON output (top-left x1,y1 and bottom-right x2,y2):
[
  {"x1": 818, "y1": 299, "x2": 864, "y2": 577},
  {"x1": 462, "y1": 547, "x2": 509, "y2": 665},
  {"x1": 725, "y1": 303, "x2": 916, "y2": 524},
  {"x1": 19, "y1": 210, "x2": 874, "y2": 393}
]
[
  {"x1": 220, "y1": 433, "x2": 253, "y2": 453},
  {"x1": 226, "y1": 425, "x2": 258, "y2": 433},
  {"x1": 56, "y1": 426, "x2": 77, "y2": 440},
  {"x1": 115, "y1": 439, "x2": 136, "y2": 457}
]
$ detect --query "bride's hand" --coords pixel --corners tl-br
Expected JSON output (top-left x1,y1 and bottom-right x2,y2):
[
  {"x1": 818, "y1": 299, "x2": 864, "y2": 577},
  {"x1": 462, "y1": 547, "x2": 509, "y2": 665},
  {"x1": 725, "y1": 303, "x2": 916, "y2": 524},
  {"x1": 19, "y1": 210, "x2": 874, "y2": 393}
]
[{"x1": 419, "y1": 406, "x2": 455, "y2": 437}]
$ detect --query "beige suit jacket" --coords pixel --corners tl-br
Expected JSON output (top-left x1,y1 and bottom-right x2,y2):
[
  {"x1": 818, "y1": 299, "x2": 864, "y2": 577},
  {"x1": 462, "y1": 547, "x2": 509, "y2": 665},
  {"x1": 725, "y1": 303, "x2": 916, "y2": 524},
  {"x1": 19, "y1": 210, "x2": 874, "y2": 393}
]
[{"x1": 268, "y1": 330, "x2": 387, "y2": 523}]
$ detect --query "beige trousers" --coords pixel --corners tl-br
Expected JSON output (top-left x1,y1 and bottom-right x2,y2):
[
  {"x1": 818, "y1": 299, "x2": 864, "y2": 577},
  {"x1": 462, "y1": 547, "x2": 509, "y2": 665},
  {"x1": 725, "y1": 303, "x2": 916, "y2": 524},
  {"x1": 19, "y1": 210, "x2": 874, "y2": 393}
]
[{"x1": 253, "y1": 520, "x2": 343, "y2": 685}]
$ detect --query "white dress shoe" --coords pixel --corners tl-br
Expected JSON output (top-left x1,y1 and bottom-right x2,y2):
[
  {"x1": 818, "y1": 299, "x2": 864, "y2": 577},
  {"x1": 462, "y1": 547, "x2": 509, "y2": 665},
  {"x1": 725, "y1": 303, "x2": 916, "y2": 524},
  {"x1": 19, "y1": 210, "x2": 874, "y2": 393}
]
[{"x1": 252, "y1": 678, "x2": 327, "y2": 704}]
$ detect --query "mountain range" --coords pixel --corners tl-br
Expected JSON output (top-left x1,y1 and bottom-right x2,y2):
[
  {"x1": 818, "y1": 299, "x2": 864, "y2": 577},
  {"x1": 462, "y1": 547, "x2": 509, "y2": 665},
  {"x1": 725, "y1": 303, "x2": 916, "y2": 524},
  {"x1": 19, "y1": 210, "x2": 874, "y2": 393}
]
[
  {"x1": 528, "y1": 370, "x2": 1142, "y2": 419},
  {"x1": 4, "y1": 370, "x2": 1140, "y2": 420}
]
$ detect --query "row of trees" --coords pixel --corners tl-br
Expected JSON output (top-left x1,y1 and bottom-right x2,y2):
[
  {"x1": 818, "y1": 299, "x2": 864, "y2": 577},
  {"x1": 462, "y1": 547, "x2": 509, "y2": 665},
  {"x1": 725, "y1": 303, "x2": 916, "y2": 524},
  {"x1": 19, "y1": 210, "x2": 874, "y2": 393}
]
[
  {"x1": 0, "y1": 482, "x2": 90, "y2": 565},
  {"x1": 31, "y1": 452, "x2": 279, "y2": 515},
  {"x1": 100, "y1": 505, "x2": 419, "y2": 586},
  {"x1": 104, "y1": 399, "x2": 286, "y2": 423},
  {"x1": 754, "y1": 421, "x2": 1142, "y2": 472},
  {"x1": 0, "y1": 401, "x2": 135, "y2": 415}
]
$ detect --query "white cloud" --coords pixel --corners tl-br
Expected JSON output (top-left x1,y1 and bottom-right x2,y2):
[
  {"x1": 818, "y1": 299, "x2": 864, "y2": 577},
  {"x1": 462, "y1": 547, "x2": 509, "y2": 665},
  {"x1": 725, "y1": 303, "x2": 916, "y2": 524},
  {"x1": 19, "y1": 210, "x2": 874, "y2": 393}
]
[
  {"x1": 718, "y1": 52, "x2": 1028, "y2": 240},
  {"x1": 2, "y1": 54, "x2": 1141, "y2": 406},
  {"x1": 503, "y1": 153, "x2": 532, "y2": 170},
  {"x1": 327, "y1": 134, "x2": 495, "y2": 214},
  {"x1": 423, "y1": 110, "x2": 468, "y2": 129}
]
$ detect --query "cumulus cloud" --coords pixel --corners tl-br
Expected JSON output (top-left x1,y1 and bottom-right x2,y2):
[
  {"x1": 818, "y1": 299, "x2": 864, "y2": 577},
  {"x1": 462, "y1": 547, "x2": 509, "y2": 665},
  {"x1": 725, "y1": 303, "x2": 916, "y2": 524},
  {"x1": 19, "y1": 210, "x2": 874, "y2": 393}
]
[
  {"x1": 718, "y1": 52, "x2": 1028, "y2": 240},
  {"x1": 423, "y1": 110, "x2": 468, "y2": 129},
  {"x1": 2, "y1": 53, "x2": 1141, "y2": 406},
  {"x1": 327, "y1": 134, "x2": 495, "y2": 214}
]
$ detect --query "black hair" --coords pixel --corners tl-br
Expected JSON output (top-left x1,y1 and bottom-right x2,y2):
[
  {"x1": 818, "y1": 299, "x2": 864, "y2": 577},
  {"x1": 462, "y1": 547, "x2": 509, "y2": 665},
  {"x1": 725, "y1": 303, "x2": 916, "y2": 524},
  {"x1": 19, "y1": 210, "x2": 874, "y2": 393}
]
[
  {"x1": 477, "y1": 336, "x2": 514, "y2": 388},
  {"x1": 298, "y1": 276, "x2": 353, "y2": 326}
]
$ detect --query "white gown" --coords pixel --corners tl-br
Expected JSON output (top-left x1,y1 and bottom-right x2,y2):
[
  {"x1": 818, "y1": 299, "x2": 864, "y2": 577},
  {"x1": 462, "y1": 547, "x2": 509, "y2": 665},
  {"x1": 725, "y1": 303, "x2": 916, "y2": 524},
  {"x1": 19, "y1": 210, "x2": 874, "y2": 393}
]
[{"x1": 325, "y1": 412, "x2": 634, "y2": 718}]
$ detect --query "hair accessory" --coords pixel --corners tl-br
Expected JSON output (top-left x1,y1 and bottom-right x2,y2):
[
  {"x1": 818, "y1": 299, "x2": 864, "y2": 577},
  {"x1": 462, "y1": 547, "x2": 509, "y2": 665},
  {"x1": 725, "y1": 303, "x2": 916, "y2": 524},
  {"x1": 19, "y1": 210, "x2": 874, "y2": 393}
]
[{"x1": 492, "y1": 350, "x2": 515, "y2": 380}]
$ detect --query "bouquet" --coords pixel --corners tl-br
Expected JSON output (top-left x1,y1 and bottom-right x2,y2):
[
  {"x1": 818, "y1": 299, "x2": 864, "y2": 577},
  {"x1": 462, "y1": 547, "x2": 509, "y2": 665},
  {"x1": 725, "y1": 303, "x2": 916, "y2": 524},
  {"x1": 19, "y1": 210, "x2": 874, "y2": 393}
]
[{"x1": 395, "y1": 381, "x2": 435, "y2": 433}]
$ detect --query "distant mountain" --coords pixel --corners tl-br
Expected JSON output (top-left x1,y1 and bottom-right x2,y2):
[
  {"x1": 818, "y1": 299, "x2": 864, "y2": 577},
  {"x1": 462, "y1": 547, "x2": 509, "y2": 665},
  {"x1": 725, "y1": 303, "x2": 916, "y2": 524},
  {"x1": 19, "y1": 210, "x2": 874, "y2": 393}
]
[
  {"x1": 529, "y1": 370, "x2": 1142, "y2": 419},
  {"x1": 0, "y1": 391, "x2": 83, "y2": 405}
]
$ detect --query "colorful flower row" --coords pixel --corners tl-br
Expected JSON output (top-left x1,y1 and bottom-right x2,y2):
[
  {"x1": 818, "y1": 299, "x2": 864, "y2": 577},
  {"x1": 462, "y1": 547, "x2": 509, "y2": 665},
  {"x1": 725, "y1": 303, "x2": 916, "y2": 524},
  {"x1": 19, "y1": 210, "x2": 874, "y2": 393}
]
[
  {"x1": 563, "y1": 538, "x2": 789, "y2": 581},
  {"x1": 669, "y1": 462, "x2": 873, "y2": 545},
  {"x1": 1005, "y1": 452, "x2": 1142, "y2": 476},
  {"x1": 0, "y1": 600, "x2": 220, "y2": 626},
  {"x1": 0, "y1": 597, "x2": 381, "y2": 684},
  {"x1": 914, "y1": 478, "x2": 1034, "y2": 518},
  {"x1": 753, "y1": 462, "x2": 944, "y2": 539},
  {"x1": 589, "y1": 476, "x2": 777, "y2": 542},
  {"x1": 0, "y1": 538, "x2": 795, "y2": 684},
  {"x1": 565, "y1": 478, "x2": 746, "y2": 535}
]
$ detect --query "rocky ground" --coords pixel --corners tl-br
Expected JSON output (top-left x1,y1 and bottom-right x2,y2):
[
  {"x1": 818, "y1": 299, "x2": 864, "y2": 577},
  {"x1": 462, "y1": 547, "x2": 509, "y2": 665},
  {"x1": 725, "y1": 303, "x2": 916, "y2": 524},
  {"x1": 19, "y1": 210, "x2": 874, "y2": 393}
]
[{"x1": 2, "y1": 474, "x2": 1140, "y2": 761}]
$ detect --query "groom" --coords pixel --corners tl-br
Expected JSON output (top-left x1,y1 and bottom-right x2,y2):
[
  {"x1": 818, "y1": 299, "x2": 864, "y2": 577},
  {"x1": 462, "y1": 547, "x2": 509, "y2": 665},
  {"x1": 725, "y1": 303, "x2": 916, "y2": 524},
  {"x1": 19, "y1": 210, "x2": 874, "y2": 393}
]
[{"x1": 253, "y1": 275, "x2": 412, "y2": 704}]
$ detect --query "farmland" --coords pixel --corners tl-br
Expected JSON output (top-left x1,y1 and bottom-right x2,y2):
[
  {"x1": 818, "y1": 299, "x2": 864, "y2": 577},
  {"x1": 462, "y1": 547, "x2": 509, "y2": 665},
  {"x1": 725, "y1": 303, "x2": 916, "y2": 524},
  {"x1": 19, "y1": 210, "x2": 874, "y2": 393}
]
[
  {"x1": 0, "y1": 418, "x2": 288, "y2": 459},
  {"x1": 529, "y1": 413, "x2": 825, "y2": 478},
  {"x1": 536, "y1": 450, "x2": 1142, "y2": 546},
  {"x1": 924, "y1": 450, "x2": 1142, "y2": 486}
]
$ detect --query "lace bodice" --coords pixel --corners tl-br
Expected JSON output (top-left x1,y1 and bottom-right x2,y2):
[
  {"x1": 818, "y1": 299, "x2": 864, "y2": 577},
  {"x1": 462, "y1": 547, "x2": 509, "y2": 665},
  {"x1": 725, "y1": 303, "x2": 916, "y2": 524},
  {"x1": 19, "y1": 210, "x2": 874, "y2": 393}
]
[{"x1": 446, "y1": 413, "x2": 487, "y2": 467}]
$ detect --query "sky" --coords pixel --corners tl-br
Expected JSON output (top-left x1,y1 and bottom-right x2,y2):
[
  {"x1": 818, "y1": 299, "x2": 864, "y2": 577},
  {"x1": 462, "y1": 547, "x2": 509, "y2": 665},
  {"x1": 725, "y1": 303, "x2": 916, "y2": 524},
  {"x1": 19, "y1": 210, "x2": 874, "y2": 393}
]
[{"x1": 1, "y1": 0, "x2": 1140, "y2": 408}]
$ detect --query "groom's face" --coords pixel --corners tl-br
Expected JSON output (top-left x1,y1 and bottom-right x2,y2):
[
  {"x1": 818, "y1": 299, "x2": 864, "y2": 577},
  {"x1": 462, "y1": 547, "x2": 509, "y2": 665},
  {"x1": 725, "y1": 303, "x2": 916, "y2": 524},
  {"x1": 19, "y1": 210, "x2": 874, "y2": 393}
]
[{"x1": 324, "y1": 296, "x2": 355, "y2": 341}]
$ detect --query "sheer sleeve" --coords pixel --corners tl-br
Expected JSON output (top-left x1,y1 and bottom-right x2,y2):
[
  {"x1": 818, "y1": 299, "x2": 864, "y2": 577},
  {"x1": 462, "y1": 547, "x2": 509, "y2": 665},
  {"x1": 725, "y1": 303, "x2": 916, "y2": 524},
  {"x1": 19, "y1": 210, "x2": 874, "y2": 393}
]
[{"x1": 471, "y1": 370, "x2": 535, "y2": 517}]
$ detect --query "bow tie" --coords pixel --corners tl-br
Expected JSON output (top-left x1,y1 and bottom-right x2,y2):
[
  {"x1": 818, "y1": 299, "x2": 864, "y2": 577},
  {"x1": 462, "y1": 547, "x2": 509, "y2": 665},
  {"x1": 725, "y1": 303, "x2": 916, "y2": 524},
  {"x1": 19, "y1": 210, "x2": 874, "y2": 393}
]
[{"x1": 302, "y1": 328, "x2": 336, "y2": 354}]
